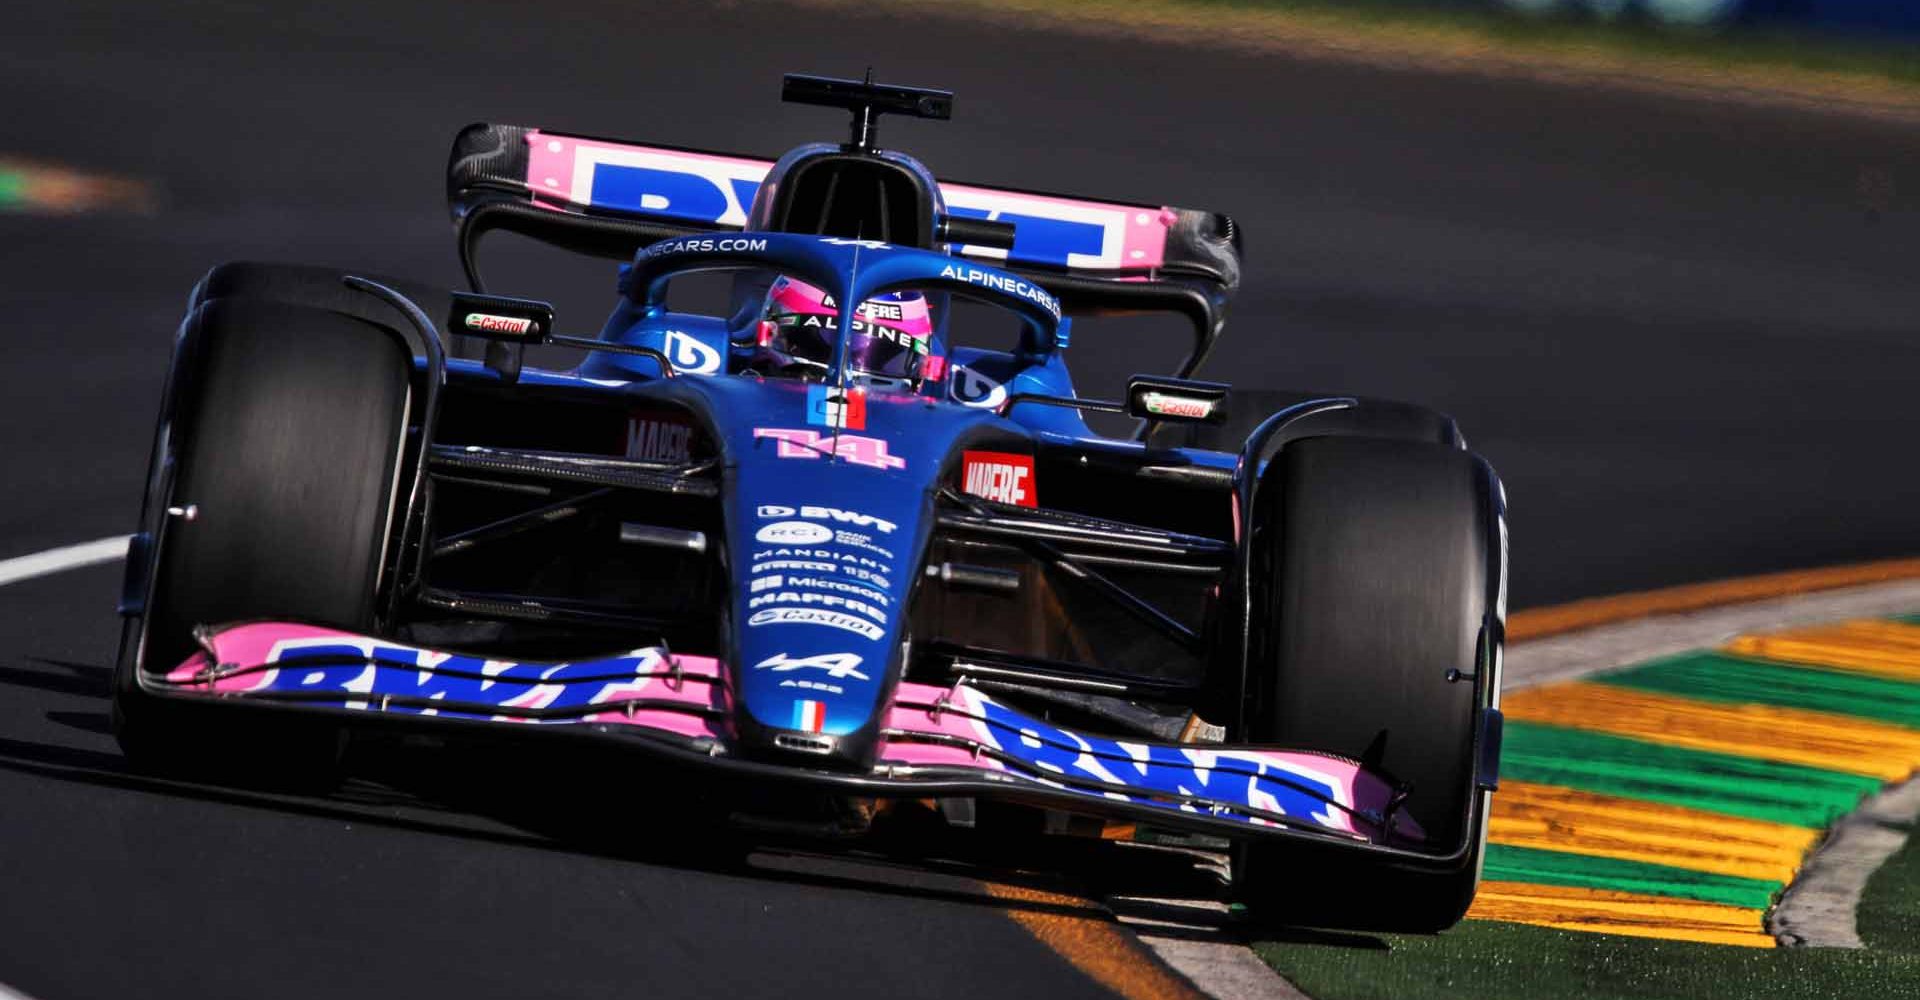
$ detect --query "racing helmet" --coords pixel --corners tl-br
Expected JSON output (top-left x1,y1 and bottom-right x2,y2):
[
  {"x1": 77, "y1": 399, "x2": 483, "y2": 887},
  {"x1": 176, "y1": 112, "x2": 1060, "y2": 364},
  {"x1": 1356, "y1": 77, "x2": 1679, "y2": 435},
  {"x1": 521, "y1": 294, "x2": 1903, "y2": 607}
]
[{"x1": 756, "y1": 276, "x2": 933, "y2": 382}]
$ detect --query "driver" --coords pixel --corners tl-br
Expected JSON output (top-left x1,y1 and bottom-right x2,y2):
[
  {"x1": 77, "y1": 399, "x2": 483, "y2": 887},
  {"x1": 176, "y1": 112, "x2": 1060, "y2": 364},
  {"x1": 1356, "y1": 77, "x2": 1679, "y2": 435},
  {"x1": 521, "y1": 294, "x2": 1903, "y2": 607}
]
[{"x1": 753, "y1": 275, "x2": 933, "y2": 384}]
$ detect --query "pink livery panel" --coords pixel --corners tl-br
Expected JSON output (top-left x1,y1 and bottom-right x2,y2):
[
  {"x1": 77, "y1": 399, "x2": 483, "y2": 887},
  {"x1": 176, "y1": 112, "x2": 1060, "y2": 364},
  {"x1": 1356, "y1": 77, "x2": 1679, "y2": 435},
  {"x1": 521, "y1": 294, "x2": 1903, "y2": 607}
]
[
  {"x1": 520, "y1": 130, "x2": 1171, "y2": 273},
  {"x1": 161, "y1": 623, "x2": 1410, "y2": 841}
]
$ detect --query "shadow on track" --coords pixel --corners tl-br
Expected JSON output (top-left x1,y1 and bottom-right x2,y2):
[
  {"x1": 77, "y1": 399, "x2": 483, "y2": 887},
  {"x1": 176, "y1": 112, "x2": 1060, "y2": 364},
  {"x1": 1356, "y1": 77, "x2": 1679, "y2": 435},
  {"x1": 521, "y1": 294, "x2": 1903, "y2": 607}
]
[
  {"x1": 0, "y1": 658, "x2": 110, "y2": 699},
  {"x1": 0, "y1": 655, "x2": 1206, "y2": 928},
  {"x1": 0, "y1": 652, "x2": 1403, "y2": 961},
  {"x1": 45, "y1": 709, "x2": 114, "y2": 736},
  {"x1": 1111, "y1": 894, "x2": 1391, "y2": 952}
]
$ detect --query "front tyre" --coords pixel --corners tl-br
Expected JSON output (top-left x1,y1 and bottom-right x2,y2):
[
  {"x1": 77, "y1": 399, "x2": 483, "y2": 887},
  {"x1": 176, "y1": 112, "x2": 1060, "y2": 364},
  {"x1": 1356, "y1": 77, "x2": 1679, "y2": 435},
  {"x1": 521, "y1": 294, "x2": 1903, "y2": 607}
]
[
  {"x1": 113, "y1": 297, "x2": 414, "y2": 787},
  {"x1": 1234, "y1": 434, "x2": 1502, "y2": 933}
]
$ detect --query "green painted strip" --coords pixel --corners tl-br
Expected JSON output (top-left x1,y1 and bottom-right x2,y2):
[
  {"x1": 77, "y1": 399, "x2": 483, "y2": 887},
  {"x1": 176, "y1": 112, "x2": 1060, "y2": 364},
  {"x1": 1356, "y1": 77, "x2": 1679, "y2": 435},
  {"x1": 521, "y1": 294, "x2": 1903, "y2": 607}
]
[
  {"x1": 1891, "y1": 613, "x2": 1920, "y2": 627},
  {"x1": 1501, "y1": 721, "x2": 1879, "y2": 828},
  {"x1": 1484, "y1": 844, "x2": 1783, "y2": 909},
  {"x1": 1597, "y1": 651, "x2": 1920, "y2": 730},
  {"x1": 0, "y1": 171, "x2": 25, "y2": 207}
]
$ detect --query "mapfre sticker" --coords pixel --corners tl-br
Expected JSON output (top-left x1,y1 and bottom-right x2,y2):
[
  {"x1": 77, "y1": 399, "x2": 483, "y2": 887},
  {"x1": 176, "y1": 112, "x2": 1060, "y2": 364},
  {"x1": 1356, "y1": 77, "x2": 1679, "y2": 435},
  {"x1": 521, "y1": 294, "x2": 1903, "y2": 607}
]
[
  {"x1": 626, "y1": 413, "x2": 697, "y2": 463},
  {"x1": 962, "y1": 451, "x2": 1037, "y2": 508}
]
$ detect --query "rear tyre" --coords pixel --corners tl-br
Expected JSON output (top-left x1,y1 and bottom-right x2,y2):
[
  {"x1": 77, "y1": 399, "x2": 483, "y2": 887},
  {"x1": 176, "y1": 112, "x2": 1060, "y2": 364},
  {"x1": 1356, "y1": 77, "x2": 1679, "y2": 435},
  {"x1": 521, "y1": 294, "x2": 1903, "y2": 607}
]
[
  {"x1": 1233, "y1": 434, "x2": 1500, "y2": 934},
  {"x1": 113, "y1": 297, "x2": 414, "y2": 787}
]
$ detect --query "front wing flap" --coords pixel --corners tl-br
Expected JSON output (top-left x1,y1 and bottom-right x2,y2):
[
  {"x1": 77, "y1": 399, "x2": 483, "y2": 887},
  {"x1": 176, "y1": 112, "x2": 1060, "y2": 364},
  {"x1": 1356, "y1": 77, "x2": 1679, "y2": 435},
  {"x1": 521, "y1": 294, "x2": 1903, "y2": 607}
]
[{"x1": 158, "y1": 622, "x2": 1421, "y2": 849}]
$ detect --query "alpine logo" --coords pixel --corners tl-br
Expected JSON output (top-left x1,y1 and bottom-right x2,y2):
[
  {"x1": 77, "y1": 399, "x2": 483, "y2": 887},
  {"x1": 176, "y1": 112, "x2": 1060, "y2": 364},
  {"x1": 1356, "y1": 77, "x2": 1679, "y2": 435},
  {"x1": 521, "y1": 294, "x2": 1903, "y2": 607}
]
[
  {"x1": 626, "y1": 415, "x2": 694, "y2": 463},
  {"x1": 754, "y1": 428, "x2": 906, "y2": 471},
  {"x1": 756, "y1": 504, "x2": 897, "y2": 534},
  {"x1": 934, "y1": 264, "x2": 1061, "y2": 319},
  {"x1": 663, "y1": 330, "x2": 723, "y2": 375},
  {"x1": 754, "y1": 652, "x2": 869, "y2": 681},
  {"x1": 962, "y1": 451, "x2": 1037, "y2": 508}
]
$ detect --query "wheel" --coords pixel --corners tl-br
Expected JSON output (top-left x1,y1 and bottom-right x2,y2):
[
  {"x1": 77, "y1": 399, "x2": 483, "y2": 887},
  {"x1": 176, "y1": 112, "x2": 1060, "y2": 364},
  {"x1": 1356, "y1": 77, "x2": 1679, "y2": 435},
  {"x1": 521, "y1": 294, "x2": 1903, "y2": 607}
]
[
  {"x1": 188, "y1": 260, "x2": 449, "y2": 355},
  {"x1": 113, "y1": 295, "x2": 414, "y2": 786},
  {"x1": 1233, "y1": 433, "x2": 1502, "y2": 933}
]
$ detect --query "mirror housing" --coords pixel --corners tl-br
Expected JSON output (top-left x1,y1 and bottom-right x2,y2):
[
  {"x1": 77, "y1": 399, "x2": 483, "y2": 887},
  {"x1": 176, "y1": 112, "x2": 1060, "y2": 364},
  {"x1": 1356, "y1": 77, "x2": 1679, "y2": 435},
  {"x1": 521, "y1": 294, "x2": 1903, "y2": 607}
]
[
  {"x1": 448, "y1": 291, "x2": 555, "y2": 343},
  {"x1": 1126, "y1": 375, "x2": 1229, "y2": 425},
  {"x1": 448, "y1": 290, "x2": 676, "y2": 385}
]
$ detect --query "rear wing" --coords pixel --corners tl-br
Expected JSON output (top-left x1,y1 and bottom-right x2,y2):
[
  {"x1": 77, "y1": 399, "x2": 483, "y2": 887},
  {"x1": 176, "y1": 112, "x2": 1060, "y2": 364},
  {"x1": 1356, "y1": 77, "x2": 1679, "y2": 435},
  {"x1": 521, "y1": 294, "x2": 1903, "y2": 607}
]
[{"x1": 446, "y1": 124, "x2": 1242, "y2": 376}]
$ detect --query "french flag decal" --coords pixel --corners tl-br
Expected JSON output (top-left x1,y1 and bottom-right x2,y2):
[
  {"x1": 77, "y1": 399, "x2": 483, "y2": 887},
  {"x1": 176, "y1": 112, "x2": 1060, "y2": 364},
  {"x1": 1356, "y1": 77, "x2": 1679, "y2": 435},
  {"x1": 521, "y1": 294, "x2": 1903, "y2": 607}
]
[
  {"x1": 792, "y1": 700, "x2": 827, "y2": 733},
  {"x1": 806, "y1": 385, "x2": 867, "y2": 431}
]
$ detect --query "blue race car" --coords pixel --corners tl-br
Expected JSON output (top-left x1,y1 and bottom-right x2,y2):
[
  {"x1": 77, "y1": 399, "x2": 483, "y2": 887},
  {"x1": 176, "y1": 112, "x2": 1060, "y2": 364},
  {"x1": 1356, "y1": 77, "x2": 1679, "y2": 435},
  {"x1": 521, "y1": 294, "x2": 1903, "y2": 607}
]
[{"x1": 113, "y1": 74, "x2": 1507, "y2": 932}]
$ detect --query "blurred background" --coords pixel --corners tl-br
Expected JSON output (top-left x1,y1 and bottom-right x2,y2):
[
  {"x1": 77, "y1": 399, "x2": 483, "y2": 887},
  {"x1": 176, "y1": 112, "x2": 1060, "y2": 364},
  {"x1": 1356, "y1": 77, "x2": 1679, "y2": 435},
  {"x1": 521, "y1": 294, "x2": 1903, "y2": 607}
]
[
  {"x1": 1420, "y1": 0, "x2": 1918, "y2": 32},
  {"x1": 9, "y1": 0, "x2": 1915, "y2": 610}
]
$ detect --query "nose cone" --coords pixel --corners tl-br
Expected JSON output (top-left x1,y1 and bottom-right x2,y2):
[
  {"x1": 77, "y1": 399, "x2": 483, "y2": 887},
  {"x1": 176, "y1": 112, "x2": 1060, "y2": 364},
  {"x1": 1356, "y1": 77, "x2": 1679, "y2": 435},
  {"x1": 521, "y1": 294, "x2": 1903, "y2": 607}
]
[
  {"x1": 732, "y1": 486, "x2": 912, "y2": 764},
  {"x1": 716, "y1": 380, "x2": 966, "y2": 767}
]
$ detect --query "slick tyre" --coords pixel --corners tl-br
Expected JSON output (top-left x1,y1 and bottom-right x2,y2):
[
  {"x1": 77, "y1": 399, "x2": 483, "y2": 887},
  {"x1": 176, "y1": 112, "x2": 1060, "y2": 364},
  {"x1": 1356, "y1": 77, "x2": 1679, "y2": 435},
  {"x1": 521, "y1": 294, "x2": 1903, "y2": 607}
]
[
  {"x1": 1234, "y1": 434, "x2": 1500, "y2": 934},
  {"x1": 188, "y1": 260, "x2": 449, "y2": 354},
  {"x1": 113, "y1": 297, "x2": 413, "y2": 787}
]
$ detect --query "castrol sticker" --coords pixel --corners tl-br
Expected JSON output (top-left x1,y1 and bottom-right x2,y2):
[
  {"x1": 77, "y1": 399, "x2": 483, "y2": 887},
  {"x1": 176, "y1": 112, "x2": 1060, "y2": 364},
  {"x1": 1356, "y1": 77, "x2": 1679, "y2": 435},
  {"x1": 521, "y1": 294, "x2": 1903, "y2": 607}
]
[
  {"x1": 463, "y1": 313, "x2": 536, "y2": 337},
  {"x1": 1140, "y1": 391, "x2": 1216, "y2": 420},
  {"x1": 962, "y1": 451, "x2": 1036, "y2": 508}
]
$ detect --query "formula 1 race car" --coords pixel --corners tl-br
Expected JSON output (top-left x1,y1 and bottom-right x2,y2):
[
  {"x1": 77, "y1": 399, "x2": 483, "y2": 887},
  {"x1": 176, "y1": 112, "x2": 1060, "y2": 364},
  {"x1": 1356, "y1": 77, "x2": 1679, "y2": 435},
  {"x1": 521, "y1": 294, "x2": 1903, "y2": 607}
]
[{"x1": 113, "y1": 74, "x2": 1507, "y2": 933}]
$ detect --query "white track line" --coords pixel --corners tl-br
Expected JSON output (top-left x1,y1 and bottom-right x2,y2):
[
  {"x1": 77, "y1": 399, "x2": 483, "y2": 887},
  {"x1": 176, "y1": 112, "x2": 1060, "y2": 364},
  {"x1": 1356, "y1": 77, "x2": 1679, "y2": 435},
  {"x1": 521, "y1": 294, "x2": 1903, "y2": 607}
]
[
  {"x1": 1504, "y1": 577, "x2": 1920, "y2": 691},
  {"x1": 0, "y1": 535, "x2": 131, "y2": 588},
  {"x1": 1771, "y1": 776, "x2": 1920, "y2": 947}
]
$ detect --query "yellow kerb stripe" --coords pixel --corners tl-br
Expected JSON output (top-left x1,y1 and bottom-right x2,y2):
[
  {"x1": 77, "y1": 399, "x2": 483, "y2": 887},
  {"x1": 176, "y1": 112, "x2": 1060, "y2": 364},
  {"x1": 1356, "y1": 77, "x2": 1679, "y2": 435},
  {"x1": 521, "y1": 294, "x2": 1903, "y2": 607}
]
[
  {"x1": 1727, "y1": 619, "x2": 1920, "y2": 682},
  {"x1": 1501, "y1": 683, "x2": 1920, "y2": 781},
  {"x1": 1467, "y1": 881, "x2": 1774, "y2": 948},
  {"x1": 1488, "y1": 782, "x2": 1817, "y2": 883}
]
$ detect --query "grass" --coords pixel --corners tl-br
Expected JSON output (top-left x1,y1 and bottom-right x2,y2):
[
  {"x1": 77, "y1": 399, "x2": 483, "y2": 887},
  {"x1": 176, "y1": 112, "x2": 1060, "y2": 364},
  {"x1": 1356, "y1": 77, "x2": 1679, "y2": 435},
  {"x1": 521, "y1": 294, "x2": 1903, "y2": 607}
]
[
  {"x1": 1859, "y1": 793, "x2": 1920, "y2": 949},
  {"x1": 1252, "y1": 813, "x2": 1920, "y2": 1000},
  {"x1": 1255, "y1": 921, "x2": 1920, "y2": 1000}
]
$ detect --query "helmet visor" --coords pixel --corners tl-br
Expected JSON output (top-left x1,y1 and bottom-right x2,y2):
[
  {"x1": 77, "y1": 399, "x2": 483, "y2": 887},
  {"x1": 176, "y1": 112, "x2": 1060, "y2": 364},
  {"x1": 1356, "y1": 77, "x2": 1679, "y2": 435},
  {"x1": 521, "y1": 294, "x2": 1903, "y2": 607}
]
[
  {"x1": 764, "y1": 278, "x2": 932, "y2": 381},
  {"x1": 844, "y1": 308, "x2": 930, "y2": 380}
]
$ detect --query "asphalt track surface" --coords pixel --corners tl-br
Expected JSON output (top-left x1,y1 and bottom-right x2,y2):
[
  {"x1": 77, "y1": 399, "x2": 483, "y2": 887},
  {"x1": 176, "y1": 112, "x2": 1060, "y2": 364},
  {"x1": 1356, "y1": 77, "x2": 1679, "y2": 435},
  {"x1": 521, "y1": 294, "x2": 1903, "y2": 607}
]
[{"x1": 3, "y1": 2, "x2": 1919, "y2": 997}]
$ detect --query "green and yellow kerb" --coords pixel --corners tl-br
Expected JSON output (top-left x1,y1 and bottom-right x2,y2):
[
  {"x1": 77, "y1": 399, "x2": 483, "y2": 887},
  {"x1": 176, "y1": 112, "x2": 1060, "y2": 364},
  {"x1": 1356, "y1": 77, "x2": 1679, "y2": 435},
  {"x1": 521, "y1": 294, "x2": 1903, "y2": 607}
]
[{"x1": 1469, "y1": 617, "x2": 1920, "y2": 947}]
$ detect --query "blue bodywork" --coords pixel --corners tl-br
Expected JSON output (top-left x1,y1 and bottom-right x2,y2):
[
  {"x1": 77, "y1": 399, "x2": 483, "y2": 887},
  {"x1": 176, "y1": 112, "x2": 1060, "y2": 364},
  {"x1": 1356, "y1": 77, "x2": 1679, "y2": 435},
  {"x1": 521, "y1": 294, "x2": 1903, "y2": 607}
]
[{"x1": 441, "y1": 234, "x2": 1232, "y2": 764}]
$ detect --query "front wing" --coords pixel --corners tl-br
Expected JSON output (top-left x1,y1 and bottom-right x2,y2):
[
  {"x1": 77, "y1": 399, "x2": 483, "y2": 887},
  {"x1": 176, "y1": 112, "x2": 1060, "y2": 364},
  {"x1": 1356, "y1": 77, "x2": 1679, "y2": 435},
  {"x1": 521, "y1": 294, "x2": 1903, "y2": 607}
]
[{"x1": 157, "y1": 622, "x2": 1421, "y2": 849}]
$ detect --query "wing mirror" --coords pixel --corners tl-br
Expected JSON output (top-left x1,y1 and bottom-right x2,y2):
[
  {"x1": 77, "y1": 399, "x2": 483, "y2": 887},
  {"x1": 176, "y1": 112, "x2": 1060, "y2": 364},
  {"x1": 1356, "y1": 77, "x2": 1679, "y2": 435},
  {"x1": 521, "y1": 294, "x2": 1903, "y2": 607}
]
[
  {"x1": 1125, "y1": 375, "x2": 1229, "y2": 425},
  {"x1": 448, "y1": 292, "x2": 554, "y2": 344},
  {"x1": 447, "y1": 291, "x2": 674, "y2": 383}
]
